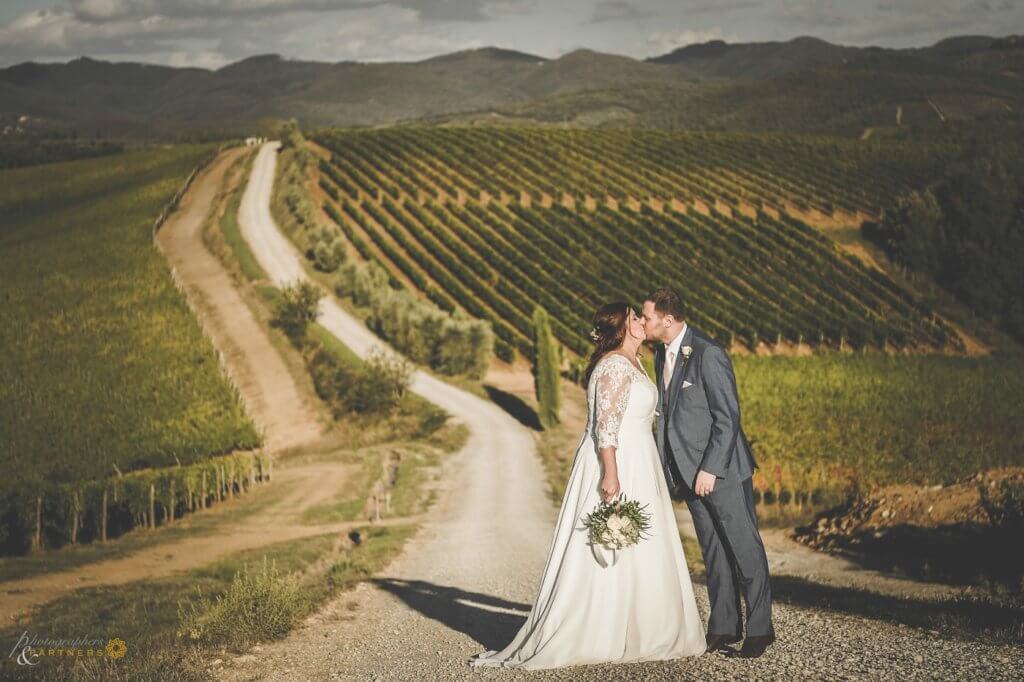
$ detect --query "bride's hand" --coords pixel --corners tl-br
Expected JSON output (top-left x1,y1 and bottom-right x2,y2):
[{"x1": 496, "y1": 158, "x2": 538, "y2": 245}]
[{"x1": 599, "y1": 474, "x2": 620, "y2": 502}]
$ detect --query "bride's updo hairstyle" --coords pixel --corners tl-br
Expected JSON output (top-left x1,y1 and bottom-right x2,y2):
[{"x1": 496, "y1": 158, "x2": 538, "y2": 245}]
[{"x1": 583, "y1": 301, "x2": 630, "y2": 387}]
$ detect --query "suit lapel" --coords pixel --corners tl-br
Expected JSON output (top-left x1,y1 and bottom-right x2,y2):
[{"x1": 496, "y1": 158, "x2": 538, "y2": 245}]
[
  {"x1": 666, "y1": 325, "x2": 694, "y2": 414},
  {"x1": 655, "y1": 344, "x2": 665, "y2": 408}
]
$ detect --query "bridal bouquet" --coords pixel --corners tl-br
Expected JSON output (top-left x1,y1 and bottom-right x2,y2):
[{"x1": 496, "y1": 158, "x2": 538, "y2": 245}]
[{"x1": 581, "y1": 493, "x2": 652, "y2": 567}]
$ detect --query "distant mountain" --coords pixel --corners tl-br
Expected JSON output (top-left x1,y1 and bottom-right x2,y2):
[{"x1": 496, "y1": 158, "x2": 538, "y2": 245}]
[
  {"x1": 0, "y1": 35, "x2": 1020, "y2": 138},
  {"x1": 429, "y1": 35, "x2": 1024, "y2": 135},
  {"x1": 646, "y1": 35, "x2": 861, "y2": 79},
  {"x1": 646, "y1": 33, "x2": 1024, "y2": 79}
]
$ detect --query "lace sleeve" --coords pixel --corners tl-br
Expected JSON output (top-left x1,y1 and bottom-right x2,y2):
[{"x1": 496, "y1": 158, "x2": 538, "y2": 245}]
[{"x1": 593, "y1": 356, "x2": 633, "y2": 449}]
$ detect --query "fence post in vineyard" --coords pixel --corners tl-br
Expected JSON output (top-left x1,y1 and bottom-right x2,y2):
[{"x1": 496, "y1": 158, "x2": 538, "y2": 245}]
[
  {"x1": 31, "y1": 495, "x2": 42, "y2": 553},
  {"x1": 70, "y1": 491, "x2": 80, "y2": 544},
  {"x1": 101, "y1": 488, "x2": 108, "y2": 542},
  {"x1": 218, "y1": 464, "x2": 225, "y2": 502},
  {"x1": 168, "y1": 478, "x2": 176, "y2": 524},
  {"x1": 201, "y1": 470, "x2": 207, "y2": 510},
  {"x1": 149, "y1": 483, "x2": 156, "y2": 529}
]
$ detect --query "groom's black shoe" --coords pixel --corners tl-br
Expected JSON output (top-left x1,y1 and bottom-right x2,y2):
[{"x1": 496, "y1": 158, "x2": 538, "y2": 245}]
[
  {"x1": 705, "y1": 633, "x2": 742, "y2": 652},
  {"x1": 738, "y1": 633, "x2": 775, "y2": 658}
]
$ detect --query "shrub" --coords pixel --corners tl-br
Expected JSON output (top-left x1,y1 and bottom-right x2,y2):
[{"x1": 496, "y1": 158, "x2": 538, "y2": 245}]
[
  {"x1": 271, "y1": 280, "x2": 323, "y2": 345},
  {"x1": 307, "y1": 345, "x2": 412, "y2": 417},
  {"x1": 432, "y1": 316, "x2": 491, "y2": 378},
  {"x1": 314, "y1": 237, "x2": 346, "y2": 273},
  {"x1": 177, "y1": 557, "x2": 307, "y2": 648},
  {"x1": 335, "y1": 260, "x2": 390, "y2": 308},
  {"x1": 338, "y1": 261, "x2": 494, "y2": 378},
  {"x1": 346, "y1": 348, "x2": 413, "y2": 415},
  {"x1": 981, "y1": 478, "x2": 1024, "y2": 536},
  {"x1": 308, "y1": 345, "x2": 358, "y2": 417}
]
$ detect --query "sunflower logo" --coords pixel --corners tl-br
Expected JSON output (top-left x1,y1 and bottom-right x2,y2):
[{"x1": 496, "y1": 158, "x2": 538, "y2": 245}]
[{"x1": 105, "y1": 638, "x2": 127, "y2": 660}]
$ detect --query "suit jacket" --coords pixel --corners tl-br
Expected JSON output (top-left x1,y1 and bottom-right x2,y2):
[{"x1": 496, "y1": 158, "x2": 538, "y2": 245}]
[{"x1": 654, "y1": 325, "x2": 756, "y2": 494}]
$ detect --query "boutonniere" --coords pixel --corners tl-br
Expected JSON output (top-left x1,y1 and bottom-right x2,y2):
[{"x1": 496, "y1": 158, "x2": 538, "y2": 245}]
[{"x1": 681, "y1": 346, "x2": 693, "y2": 361}]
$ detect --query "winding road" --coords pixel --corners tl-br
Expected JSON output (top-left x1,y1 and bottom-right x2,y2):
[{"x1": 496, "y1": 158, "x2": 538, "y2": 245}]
[{"x1": 219, "y1": 142, "x2": 1024, "y2": 681}]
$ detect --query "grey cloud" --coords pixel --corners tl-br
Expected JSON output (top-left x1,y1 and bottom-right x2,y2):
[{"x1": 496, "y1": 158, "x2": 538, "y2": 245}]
[
  {"x1": 587, "y1": 1, "x2": 653, "y2": 24},
  {"x1": 681, "y1": 2, "x2": 762, "y2": 15},
  {"x1": 66, "y1": 0, "x2": 509, "y2": 23}
]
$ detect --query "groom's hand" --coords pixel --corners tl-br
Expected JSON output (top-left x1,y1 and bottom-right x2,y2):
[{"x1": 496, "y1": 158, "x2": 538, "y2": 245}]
[{"x1": 694, "y1": 470, "x2": 716, "y2": 496}]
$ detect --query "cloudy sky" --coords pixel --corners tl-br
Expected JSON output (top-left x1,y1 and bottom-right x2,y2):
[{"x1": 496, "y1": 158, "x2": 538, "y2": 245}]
[{"x1": 0, "y1": 1, "x2": 1020, "y2": 69}]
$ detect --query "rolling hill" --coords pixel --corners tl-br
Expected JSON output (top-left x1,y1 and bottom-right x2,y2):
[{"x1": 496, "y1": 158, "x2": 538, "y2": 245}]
[{"x1": 1, "y1": 35, "x2": 1021, "y2": 138}]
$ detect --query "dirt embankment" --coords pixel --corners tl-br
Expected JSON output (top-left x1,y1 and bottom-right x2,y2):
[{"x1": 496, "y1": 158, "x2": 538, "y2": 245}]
[{"x1": 794, "y1": 468, "x2": 1024, "y2": 586}]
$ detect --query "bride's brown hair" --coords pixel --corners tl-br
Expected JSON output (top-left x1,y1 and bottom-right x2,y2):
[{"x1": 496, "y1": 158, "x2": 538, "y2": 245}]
[{"x1": 583, "y1": 301, "x2": 631, "y2": 387}]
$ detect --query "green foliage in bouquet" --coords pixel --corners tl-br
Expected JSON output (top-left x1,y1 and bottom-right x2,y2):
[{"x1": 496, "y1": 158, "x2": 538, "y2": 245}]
[{"x1": 581, "y1": 494, "x2": 653, "y2": 550}]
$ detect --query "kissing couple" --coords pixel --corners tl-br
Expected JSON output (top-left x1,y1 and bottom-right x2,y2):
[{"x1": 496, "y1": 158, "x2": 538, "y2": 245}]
[{"x1": 470, "y1": 286, "x2": 774, "y2": 670}]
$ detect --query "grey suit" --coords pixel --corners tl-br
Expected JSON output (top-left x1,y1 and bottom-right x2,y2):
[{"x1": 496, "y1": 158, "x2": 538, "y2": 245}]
[{"x1": 654, "y1": 325, "x2": 774, "y2": 638}]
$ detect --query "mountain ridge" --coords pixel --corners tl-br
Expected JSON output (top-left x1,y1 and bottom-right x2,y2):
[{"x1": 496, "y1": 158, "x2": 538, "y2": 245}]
[{"x1": 0, "y1": 34, "x2": 1020, "y2": 137}]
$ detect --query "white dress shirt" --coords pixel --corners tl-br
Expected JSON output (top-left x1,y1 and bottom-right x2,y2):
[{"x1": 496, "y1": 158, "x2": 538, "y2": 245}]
[{"x1": 663, "y1": 322, "x2": 688, "y2": 389}]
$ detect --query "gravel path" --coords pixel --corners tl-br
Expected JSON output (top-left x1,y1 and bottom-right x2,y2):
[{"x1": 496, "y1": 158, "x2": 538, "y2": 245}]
[{"x1": 216, "y1": 142, "x2": 1024, "y2": 681}]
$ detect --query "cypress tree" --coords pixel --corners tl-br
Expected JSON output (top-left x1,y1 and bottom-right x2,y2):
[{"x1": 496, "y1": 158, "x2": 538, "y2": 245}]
[{"x1": 532, "y1": 306, "x2": 561, "y2": 428}]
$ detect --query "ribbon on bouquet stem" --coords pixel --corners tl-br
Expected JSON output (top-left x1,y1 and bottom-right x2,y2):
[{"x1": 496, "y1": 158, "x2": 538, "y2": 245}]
[
  {"x1": 589, "y1": 490, "x2": 624, "y2": 568},
  {"x1": 591, "y1": 538, "x2": 618, "y2": 568}
]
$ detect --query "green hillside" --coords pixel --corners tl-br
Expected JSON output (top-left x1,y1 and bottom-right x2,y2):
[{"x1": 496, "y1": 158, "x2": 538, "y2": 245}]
[
  {"x1": 312, "y1": 126, "x2": 962, "y2": 361},
  {"x1": 0, "y1": 147, "x2": 261, "y2": 551}
]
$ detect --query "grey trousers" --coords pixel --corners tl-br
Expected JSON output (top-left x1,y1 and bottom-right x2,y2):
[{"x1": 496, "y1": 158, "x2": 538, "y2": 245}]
[{"x1": 685, "y1": 476, "x2": 774, "y2": 638}]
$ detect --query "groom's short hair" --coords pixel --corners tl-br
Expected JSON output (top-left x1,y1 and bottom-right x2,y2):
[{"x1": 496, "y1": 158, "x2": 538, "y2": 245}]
[{"x1": 646, "y1": 286, "x2": 685, "y2": 320}]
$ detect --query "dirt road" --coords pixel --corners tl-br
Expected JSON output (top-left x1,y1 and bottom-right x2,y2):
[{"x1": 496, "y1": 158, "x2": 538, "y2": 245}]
[{"x1": 161, "y1": 147, "x2": 324, "y2": 454}]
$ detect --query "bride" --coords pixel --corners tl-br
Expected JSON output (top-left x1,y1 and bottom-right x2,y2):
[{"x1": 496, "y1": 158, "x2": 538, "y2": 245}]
[{"x1": 468, "y1": 302, "x2": 706, "y2": 670}]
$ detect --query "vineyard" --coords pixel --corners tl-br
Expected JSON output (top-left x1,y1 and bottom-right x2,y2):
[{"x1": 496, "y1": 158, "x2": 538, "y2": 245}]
[
  {"x1": 0, "y1": 147, "x2": 261, "y2": 553},
  {"x1": 734, "y1": 354, "x2": 1024, "y2": 504},
  {"x1": 311, "y1": 126, "x2": 961, "y2": 361},
  {"x1": 529, "y1": 354, "x2": 1024, "y2": 507}
]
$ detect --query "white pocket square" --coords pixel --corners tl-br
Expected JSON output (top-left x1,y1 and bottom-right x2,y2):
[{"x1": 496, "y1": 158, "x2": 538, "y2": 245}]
[{"x1": 682, "y1": 380, "x2": 693, "y2": 388}]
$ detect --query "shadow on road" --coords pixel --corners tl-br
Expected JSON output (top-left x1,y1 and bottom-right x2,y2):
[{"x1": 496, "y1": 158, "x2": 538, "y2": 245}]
[
  {"x1": 371, "y1": 577, "x2": 530, "y2": 650},
  {"x1": 483, "y1": 385, "x2": 542, "y2": 431},
  {"x1": 769, "y1": 575, "x2": 1023, "y2": 644}
]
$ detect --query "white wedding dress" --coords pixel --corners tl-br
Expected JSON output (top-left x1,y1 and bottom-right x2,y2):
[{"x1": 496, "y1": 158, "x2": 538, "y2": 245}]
[{"x1": 468, "y1": 353, "x2": 706, "y2": 670}]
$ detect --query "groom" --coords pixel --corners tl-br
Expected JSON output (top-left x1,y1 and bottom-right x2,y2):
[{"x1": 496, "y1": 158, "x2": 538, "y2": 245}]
[{"x1": 642, "y1": 286, "x2": 775, "y2": 659}]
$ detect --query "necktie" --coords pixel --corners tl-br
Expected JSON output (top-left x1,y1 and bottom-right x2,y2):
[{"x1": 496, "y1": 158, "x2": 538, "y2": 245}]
[{"x1": 664, "y1": 349, "x2": 675, "y2": 390}]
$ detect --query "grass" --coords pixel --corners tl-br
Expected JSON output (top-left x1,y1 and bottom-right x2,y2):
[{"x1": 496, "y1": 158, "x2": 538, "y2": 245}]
[
  {"x1": 210, "y1": 149, "x2": 265, "y2": 282},
  {"x1": 0, "y1": 524, "x2": 417, "y2": 680}
]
